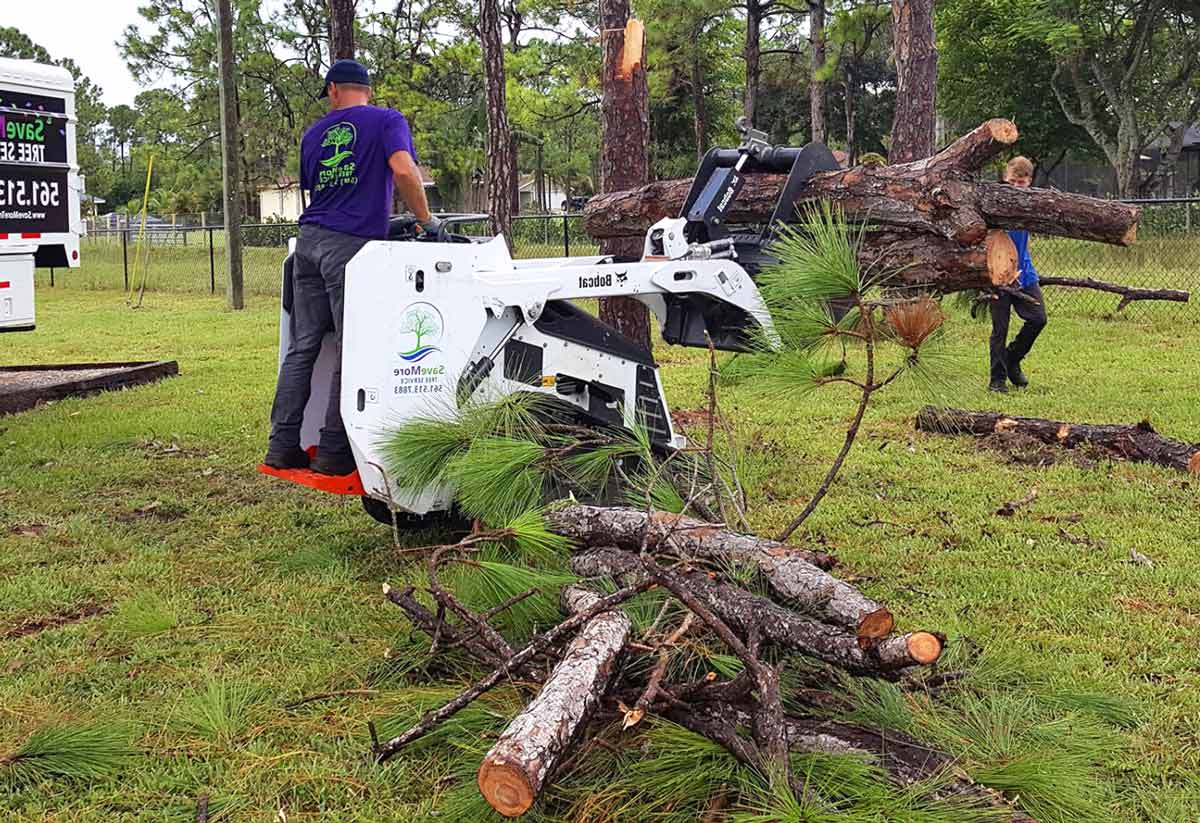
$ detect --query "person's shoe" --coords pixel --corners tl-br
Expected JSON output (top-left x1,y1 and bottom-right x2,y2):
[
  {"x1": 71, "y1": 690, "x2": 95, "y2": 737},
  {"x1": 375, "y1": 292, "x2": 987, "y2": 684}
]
[
  {"x1": 311, "y1": 451, "x2": 357, "y2": 476},
  {"x1": 264, "y1": 446, "x2": 310, "y2": 469},
  {"x1": 989, "y1": 380, "x2": 1009, "y2": 393},
  {"x1": 1006, "y1": 356, "x2": 1029, "y2": 388}
]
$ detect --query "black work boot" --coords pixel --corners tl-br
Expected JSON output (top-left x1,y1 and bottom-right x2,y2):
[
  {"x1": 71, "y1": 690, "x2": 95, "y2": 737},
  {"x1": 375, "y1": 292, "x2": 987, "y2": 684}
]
[
  {"x1": 311, "y1": 450, "x2": 357, "y2": 476},
  {"x1": 264, "y1": 445, "x2": 310, "y2": 469},
  {"x1": 989, "y1": 380, "x2": 1009, "y2": 393},
  {"x1": 1006, "y1": 354, "x2": 1029, "y2": 388}
]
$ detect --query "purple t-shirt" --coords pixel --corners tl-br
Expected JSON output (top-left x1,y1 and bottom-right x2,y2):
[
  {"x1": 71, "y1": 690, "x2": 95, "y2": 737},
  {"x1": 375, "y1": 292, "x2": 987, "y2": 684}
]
[{"x1": 299, "y1": 105, "x2": 417, "y2": 239}]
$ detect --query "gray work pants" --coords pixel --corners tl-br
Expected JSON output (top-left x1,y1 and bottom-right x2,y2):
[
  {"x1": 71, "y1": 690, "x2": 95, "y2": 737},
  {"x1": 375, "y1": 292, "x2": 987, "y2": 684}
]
[{"x1": 268, "y1": 223, "x2": 369, "y2": 457}]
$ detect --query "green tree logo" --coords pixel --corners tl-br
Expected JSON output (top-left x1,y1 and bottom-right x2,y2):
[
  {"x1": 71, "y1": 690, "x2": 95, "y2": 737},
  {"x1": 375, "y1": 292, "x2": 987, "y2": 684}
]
[
  {"x1": 319, "y1": 122, "x2": 356, "y2": 168},
  {"x1": 398, "y1": 304, "x2": 444, "y2": 361}
]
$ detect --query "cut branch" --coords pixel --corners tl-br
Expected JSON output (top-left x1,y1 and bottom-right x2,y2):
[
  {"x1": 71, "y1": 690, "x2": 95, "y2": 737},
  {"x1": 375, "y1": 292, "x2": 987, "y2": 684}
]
[
  {"x1": 1038, "y1": 276, "x2": 1190, "y2": 311},
  {"x1": 478, "y1": 587, "x2": 631, "y2": 817},
  {"x1": 375, "y1": 578, "x2": 653, "y2": 762},
  {"x1": 548, "y1": 506, "x2": 896, "y2": 641},
  {"x1": 572, "y1": 549, "x2": 939, "y2": 674}
]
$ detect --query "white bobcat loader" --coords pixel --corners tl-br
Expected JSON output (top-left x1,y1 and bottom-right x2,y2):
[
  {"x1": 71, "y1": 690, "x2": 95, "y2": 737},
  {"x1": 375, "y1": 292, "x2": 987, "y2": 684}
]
[{"x1": 260, "y1": 123, "x2": 840, "y2": 522}]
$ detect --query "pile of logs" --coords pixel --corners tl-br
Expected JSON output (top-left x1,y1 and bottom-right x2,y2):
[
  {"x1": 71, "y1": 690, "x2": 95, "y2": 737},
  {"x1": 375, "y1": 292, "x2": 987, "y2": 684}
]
[
  {"x1": 585, "y1": 118, "x2": 1183, "y2": 308},
  {"x1": 376, "y1": 505, "x2": 1035, "y2": 821}
]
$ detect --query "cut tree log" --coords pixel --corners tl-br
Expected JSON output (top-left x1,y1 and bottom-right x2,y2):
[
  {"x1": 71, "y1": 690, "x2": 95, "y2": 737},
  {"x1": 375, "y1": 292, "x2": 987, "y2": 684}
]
[
  {"x1": 1037, "y1": 276, "x2": 1190, "y2": 312},
  {"x1": 916, "y1": 406, "x2": 1200, "y2": 474},
  {"x1": 570, "y1": 548, "x2": 941, "y2": 674},
  {"x1": 547, "y1": 505, "x2": 897, "y2": 641},
  {"x1": 584, "y1": 119, "x2": 1138, "y2": 251},
  {"x1": 583, "y1": 118, "x2": 1143, "y2": 295},
  {"x1": 478, "y1": 586, "x2": 631, "y2": 817}
]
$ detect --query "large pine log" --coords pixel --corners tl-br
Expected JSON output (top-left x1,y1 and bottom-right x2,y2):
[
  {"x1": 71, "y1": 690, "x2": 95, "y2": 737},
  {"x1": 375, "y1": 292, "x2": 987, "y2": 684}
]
[
  {"x1": 916, "y1": 406, "x2": 1200, "y2": 474},
  {"x1": 477, "y1": 586, "x2": 631, "y2": 817},
  {"x1": 571, "y1": 548, "x2": 941, "y2": 674},
  {"x1": 547, "y1": 505, "x2": 897, "y2": 641},
  {"x1": 582, "y1": 119, "x2": 1142, "y2": 294}
]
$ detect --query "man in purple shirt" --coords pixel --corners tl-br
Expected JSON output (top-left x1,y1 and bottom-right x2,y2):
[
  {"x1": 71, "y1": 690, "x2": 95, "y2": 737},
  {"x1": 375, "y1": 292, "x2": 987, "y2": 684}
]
[{"x1": 265, "y1": 59, "x2": 439, "y2": 475}]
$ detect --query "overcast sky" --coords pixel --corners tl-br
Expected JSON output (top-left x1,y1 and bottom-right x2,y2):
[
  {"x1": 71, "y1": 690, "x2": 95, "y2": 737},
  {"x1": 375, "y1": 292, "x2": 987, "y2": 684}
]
[
  {"x1": 6, "y1": 0, "x2": 150, "y2": 107},
  {"x1": 7, "y1": 1, "x2": 398, "y2": 109}
]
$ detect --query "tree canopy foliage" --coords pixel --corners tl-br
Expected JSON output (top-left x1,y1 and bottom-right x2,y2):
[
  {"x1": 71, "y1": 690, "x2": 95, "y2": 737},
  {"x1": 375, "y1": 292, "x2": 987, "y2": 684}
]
[{"x1": 18, "y1": 0, "x2": 1192, "y2": 215}]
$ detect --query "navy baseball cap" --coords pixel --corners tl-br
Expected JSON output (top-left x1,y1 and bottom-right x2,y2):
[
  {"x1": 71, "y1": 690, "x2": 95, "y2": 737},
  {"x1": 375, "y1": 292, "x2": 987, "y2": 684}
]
[{"x1": 318, "y1": 59, "x2": 371, "y2": 99}]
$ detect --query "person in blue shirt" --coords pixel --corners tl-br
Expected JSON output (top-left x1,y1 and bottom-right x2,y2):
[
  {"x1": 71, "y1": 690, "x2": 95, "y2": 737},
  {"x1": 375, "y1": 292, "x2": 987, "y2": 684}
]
[
  {"x1": 990, "y1": 156, "x2": 1047, "y2": 393},
  {"x1": 265, "y1": 59, "x2": 439, "y2": 474}
]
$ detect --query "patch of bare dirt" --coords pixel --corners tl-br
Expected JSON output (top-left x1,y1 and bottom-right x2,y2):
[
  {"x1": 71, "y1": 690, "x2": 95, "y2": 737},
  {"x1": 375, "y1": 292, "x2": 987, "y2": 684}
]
[
  {"x1": 116, "y1": 500, "x2": 189, "y2": 523},
  {"x1": 976, "y1": 430, "x2": 1109, "y2": 470},
  {"x1": 8, "y1": 523, "x2": 49, "y2": 538},
  {"x1": 670, "y1": 408, "x2": 712, "y2": 430},
  {"x1": 1, "y1": 603, "x2": 110, "y2": 641},
  {"x1": 135, "y1": 439, "x2": 210, "y2": 459}
]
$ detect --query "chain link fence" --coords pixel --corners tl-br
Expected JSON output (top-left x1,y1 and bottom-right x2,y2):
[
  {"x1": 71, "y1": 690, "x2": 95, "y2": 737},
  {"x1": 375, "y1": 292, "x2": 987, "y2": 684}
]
[
  {"x1": 38, "y1": 202, "x2": 1200, "y2": 321},
  {"x1": 40, "y1": 215, "x2": 599, "y2": 298}
]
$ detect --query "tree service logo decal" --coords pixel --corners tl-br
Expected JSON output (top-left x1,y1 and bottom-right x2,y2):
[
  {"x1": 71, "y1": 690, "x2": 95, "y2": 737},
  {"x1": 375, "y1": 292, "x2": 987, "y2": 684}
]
[{"x1": 398, "y1": 302, "x2": 444, "y2": 362}]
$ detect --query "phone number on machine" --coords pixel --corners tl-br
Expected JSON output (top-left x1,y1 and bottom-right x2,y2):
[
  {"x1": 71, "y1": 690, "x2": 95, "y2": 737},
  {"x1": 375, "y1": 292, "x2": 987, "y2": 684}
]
[
  {"x1": 0, "y1": 178, "x2": 61, "y2": 208},
  {"x1": 393, "y1": 384, "x2": 444, "y2": 395},
  {"x1": 0, "y1": 141, "x2": 47, "y2": 163}
]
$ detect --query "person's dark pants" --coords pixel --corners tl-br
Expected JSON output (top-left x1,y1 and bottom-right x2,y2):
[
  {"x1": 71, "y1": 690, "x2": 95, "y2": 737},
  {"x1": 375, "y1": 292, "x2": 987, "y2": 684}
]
[
  {"x1": 268, "y1": 224, "x2": 369, "y2": 458},
  {"x1": 989, "y1": 281, "x2": 1047, "y2": 383}
]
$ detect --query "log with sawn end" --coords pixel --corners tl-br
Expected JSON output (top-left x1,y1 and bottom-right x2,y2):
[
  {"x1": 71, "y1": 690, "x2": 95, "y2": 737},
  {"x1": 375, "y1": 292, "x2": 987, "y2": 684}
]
[
  {"x1": 477, "y1": 586, "x2": 631, "y2": 817},
  {"x1": 570, "y1": 548, "x2": 942, "y2": 674},
  {"x1": 583, "y1": 118, "x2": 1141, "y2": 295},
  {"x1": 546, "y1": 505, "x2": 895, "y2": 641}
]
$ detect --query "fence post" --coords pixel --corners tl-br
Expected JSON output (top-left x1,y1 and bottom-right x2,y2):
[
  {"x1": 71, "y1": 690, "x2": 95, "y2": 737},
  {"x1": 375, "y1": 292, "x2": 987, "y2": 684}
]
[
  {"x1": 563, "y1": 215, "x2": 570, "y2": 257},
  {"x1": 121, "y1": 228, "x2": 129, "y2": 291},
  {"x1": 208, "y1": 227, "x2": 216, "y2": 294},
  {"x1": 49, "y1": 267, "x2": 54, "y2": 287}
]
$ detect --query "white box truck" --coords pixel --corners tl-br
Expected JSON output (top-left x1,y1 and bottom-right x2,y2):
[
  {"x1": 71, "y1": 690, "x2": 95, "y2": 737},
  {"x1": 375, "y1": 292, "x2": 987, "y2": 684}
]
[{"x1": 0, "y1": 57, "x2": 81, "y2": 333}]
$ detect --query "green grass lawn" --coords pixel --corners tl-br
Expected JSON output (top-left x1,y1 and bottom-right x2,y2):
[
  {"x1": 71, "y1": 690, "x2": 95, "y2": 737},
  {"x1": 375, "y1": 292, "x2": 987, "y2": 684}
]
[{"x1": 2, "y1": 289, "x2": 1199, "y2": 821}]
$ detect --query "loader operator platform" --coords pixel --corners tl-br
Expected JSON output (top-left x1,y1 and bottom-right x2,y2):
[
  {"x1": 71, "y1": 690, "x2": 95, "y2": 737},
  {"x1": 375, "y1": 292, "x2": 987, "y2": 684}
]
[{"x1": 265, "y1": 59, "x2": 438, "y2": 476}]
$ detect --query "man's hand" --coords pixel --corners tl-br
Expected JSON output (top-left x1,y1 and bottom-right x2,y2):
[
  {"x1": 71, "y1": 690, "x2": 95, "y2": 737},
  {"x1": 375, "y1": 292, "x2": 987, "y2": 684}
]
[{"x1": 420, "y1": 215, "x2": 443, "y2": 237}]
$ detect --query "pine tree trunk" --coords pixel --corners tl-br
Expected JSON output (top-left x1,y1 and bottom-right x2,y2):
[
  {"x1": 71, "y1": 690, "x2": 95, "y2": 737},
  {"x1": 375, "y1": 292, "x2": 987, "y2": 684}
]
[
  {"x1": 844, "y1": 65, "x2": 857, "y2": 162},
  {"x1": 744, "y1": 0, "x2": 762, "y2": 124},
  {"x1": 482, "y1": 0, "x2": 515, "y2": 241},
  {"x1": 214, "y1": 0, "x2": 244, "y2": 310},
  {"x1": 692, "y1": 34, "x2": 708, "y2": 160},
  {"x1": 328, "y1": 0, "x2": 356, "y2": 60},
  {"x1": 809, "y1": 0, "x2": 827, "y2": 144},
  {"x1": 598, "y1": 0, "x2": 652, "y2": 352},
  {"x1": 580, "y1": 118, "x2": 1144, "y2": 294},
  {"x1": 889, "y1": 0, "x2": 937, "y2": 163}
]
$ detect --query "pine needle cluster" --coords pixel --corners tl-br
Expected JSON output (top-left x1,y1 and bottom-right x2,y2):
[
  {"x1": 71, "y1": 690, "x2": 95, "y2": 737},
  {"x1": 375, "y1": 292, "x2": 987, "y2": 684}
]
[{"x1": 1, "y1": 724, "x2": 135, "y2": 787}]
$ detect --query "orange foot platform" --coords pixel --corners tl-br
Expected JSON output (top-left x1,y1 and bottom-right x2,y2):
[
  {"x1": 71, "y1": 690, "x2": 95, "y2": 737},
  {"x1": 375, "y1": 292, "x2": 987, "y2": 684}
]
[{"x1": 257, "y1": 446, "x2": 365, "y2": 496}]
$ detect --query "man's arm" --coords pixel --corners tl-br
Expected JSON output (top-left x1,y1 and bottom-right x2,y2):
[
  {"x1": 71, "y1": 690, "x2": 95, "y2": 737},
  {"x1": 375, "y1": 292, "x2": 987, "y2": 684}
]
[{"x1": 388, "y1": 150, "x2": 433, "y2": 224}]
